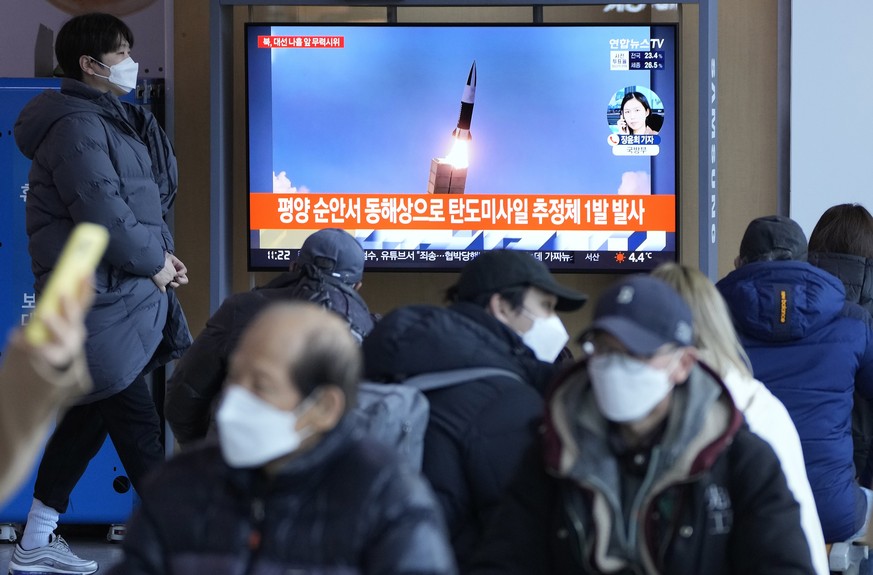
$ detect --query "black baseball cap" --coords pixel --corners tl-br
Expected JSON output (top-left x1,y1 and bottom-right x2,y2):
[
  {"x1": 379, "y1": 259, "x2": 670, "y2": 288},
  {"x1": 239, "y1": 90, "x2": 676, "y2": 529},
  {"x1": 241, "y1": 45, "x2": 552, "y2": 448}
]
[
  {"x1": 739, "y1": 215, "x2": 808, "y2": 263},
  {"x1": 582, "y1": 274, "x2": 694, "y2": 357},
  {"x1": 297, "y1": 228, "x2": 365, "y2": 284},
  {"x1": 451, "y1": 250, "x2": 587, "y2": 312}
]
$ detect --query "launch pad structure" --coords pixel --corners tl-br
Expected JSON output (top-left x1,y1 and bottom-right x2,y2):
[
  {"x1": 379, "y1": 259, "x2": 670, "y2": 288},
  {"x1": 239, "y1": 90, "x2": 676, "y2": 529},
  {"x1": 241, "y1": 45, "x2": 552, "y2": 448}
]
[
  {"x1": 428, "y1": 158, "x2": 468, "y2": 195},
  {"x1": 208, "y1": 0, "x2": 722, "y2": 312}
]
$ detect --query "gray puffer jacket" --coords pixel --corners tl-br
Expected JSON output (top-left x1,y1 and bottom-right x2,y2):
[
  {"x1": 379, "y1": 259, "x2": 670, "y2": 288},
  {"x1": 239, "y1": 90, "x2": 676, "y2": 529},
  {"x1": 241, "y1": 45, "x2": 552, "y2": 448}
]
[{"x1": 15, "y1": 78, "x2": 191, "y2": 402}]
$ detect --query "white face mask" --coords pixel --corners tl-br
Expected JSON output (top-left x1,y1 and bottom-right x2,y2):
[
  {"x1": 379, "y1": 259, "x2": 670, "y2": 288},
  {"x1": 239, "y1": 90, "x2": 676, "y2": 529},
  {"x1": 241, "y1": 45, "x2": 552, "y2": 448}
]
[
  {"x1": 520, "y1": 312, "x2": 570, "y2": 363},
  {"x1": 90, "y1": 56, "x2": 139, "y2": 93},
  {"x1": 588, "y1": 352, "x2": 678, "y2": 423},
  {"x1": 216, "y1": 384, "x2": 315, "y2": 468}
]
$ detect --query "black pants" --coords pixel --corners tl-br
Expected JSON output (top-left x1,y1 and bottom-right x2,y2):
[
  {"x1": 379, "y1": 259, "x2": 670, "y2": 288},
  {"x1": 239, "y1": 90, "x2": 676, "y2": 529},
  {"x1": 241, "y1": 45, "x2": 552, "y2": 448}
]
[{"x1": 33, "y1": 374, "x2": 163, "y2": 513}]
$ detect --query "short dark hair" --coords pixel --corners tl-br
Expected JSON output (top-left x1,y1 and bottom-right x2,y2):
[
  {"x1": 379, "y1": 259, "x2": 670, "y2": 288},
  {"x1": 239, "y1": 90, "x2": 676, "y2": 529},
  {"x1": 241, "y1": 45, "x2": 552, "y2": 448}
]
[
  {"x1": 55, "y1": 13, "x2": 134, "y2": 81},
  {"x1": 289, "y1": 319, "x2": 361, "y2": 411},
  {"x1": 808, "y1": 203, "x2": 873, "y2": 260},
  {"x1": 446, "y1": 283, "x2": 528, "y2": 311}
]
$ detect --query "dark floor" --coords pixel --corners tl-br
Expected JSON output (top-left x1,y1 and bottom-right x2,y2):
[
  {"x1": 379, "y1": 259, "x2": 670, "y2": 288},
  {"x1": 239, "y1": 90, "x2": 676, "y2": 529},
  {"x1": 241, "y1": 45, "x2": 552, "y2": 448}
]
[{"x1": 0, "y1": 525, "x2": 123, "y2": 574}]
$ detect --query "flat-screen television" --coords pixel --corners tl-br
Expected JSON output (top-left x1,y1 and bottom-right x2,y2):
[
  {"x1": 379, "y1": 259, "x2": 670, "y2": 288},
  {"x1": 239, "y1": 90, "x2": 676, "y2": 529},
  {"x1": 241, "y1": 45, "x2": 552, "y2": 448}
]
[{"x1": 245, "y1": 22, "x2": 678, "y2": 272}]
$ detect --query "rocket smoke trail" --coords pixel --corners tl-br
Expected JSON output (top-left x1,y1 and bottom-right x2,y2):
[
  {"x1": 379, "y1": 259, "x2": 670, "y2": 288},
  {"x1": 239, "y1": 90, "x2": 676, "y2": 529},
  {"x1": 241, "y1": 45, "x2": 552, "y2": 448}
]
[{"x1": 452, "y1": 61, "x2": 477, "y2": 141}]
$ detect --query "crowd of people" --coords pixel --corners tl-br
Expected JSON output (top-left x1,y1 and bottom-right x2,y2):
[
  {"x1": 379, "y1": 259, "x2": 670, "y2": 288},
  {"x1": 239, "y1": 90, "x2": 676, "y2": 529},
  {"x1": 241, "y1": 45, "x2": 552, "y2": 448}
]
[{"x1": 4, "y1": 10, "x2": 873, "y2": 575}]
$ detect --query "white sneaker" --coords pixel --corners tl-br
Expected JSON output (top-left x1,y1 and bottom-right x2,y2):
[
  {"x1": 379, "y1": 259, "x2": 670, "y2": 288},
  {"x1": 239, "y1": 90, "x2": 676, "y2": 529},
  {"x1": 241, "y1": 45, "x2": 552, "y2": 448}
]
[{"x1": 8, "y1": 533, "x2": 98, "y2": 574}]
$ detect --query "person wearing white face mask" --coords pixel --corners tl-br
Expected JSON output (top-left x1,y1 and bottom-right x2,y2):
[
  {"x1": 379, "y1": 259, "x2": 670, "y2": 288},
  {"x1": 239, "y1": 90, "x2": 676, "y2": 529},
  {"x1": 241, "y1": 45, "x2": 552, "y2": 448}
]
[
  {"x1": 10, "y1": 12, "x2": 192, "y2": 575},
  {"x1": 362, "y1": 250, "x2": 587, "y2": 572},
  {"x1": 472, "y1": 274, "x2": 816, "y2": 575},
  {"x1": 87, "y1": 55, "x2": 140, "y2": 94},
  {"x1": 108, "y1": 302, "x2": 457, "y2": 575}
]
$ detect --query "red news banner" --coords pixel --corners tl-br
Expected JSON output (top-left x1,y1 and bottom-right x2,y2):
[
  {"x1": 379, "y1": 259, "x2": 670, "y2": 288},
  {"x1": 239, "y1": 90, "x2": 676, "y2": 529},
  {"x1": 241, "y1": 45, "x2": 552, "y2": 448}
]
[{"x1": 250, "y1": 194, "x2": 675, "y2": 232}]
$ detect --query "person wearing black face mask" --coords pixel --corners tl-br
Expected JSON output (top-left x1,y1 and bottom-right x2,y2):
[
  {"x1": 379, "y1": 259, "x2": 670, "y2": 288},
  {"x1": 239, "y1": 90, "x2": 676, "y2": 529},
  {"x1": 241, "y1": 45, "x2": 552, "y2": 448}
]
[
  {"x1": 361, "y1": 250, "x2": 587, "y2": 573},
  {"x1": 10, "y1": 12, "x2": 191, "y2": 575},
  {"x1": 471, "y1": 274, "x2": 815, "y2": 575}
]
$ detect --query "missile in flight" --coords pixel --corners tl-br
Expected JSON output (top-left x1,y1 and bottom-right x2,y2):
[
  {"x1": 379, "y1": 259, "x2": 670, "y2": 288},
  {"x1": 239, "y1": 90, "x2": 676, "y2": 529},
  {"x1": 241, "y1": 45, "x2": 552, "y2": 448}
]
[{"x1": 452, "y1": 60, "x2": 477, "y2": 141}]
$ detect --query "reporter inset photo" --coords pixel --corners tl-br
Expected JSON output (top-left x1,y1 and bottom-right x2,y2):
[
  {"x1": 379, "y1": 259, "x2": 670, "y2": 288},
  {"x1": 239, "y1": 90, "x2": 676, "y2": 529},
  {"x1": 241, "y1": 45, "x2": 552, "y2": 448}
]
[{"x1": 607, "y1": 86, "x2": 664, "y2": 136}]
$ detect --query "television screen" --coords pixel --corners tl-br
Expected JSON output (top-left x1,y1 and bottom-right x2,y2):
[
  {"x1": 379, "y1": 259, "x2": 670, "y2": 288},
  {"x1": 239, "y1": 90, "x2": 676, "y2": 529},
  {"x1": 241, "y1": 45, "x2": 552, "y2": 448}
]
[{"x1": 245, "y1": 23, "x2": 678, "y2": 272}]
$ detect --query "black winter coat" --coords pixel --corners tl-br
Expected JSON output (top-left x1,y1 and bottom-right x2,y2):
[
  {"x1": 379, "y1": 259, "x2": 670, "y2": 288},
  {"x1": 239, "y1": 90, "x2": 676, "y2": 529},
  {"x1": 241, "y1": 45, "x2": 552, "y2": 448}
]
[
  {"x1": 361, "y1": 302, "x2": 557, "y2": 573},
  {"x1": 809, "y1": 251, "x2": 873, "y2": 483},
  {"x1": 471, "y1": 361, "x2": 815, "y2": 575},
  {"x1": 165, "y1": 267, "x2": 375, "y2": 445},
  {"x1": 109, "y1": 417, "x2": 457, "y2": 575},
  {"x1": 15, "y1": 79, "x2": 190, "y2": 402}
]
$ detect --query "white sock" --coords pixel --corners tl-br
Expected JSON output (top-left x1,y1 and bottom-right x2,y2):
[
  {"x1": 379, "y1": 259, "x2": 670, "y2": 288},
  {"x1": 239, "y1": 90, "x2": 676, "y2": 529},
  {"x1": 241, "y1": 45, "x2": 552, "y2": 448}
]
[{"x1": 20, "y1": 498, "x2": 59, "y2": 550}]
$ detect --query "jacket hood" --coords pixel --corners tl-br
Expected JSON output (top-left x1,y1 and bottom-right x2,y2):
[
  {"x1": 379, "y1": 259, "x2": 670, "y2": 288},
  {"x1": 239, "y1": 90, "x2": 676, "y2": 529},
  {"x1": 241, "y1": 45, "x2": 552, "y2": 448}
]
[
  {"x1": 257, "y1": 269, "x2": 376, "y2": 341},
  {"x1": 540, "y1": 360, "x2": 742, "y2": 572},
  {"x1": 716, "y1": 260, "x2": 847, "y2": 342},
  {"x1": 543, "y1": 360, "x2": 742, "y2": 482},
  {"x1": 809, "y1": 251, "x2": 873, "y2": 316},
  {"x1": 362, "y1": 302, "x2": 542, "y2": 382},
  {"x1": 14, "y1": 79, "x2": 126, "y2": 159}
]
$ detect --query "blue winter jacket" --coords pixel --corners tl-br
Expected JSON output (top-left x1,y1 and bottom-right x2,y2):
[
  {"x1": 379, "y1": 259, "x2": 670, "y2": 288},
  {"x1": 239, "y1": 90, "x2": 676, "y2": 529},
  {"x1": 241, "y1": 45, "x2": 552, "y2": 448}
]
[
  {"x1": 717, "y1": 260, "x2": 873, "y2": 542},
  {"x1": 14, "y1": 79, "x2": 192, "y2": 403}
]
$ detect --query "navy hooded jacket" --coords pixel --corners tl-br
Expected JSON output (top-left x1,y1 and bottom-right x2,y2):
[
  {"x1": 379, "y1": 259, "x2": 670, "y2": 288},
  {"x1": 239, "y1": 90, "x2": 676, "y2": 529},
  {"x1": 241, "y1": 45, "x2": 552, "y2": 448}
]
[
  {"x1": 717, "y1": 260, "x2": 873, "y2": 542},
  {"x1": 15, "y1": 79, "x2": 191, "y2": 402},
  {"x1": 810, "y1": 252, "x2": 873, "y2": 482}
]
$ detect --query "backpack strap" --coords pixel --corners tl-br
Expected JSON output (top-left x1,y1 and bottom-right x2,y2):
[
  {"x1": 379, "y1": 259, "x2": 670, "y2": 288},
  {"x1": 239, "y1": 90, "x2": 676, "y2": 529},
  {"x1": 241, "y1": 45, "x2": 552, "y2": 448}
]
[{"x1": 403, "y1": 367, "x2": 525, "y2": 393}]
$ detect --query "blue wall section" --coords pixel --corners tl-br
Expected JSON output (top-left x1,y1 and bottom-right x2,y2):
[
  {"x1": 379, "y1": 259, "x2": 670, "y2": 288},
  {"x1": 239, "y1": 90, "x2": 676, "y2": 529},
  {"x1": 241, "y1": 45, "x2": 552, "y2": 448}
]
[{"x1": 0, "y1": 78, "x2": 137, "y2": 525}]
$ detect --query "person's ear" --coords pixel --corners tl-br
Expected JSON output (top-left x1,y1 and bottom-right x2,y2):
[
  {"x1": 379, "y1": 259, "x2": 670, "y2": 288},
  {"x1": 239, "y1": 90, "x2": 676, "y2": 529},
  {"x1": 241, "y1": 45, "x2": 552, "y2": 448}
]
[
  {"x1": 298, "y1": 385, "x2": 345, "y2": 433},
  {"x1": 79, "y1": 55, "x2": 96, "y2": 77},
  {"x1": 733, "y1": 255, "x2": 742, "y2": 269},
  {"x1": 486, "y1": 292, "x2": 513, "y2": 322},
  {"x1": 79, "y1": 55, "x2": 106, "y2": 78},
  {"x1": 670, "y1": 347, "x2": 698, "y2": 385}
]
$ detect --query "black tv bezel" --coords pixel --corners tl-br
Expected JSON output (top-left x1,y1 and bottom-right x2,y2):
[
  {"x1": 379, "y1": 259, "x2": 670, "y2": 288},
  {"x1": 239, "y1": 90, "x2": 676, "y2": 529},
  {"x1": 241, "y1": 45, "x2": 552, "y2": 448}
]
[{"x1": 243, "y1": 21, "x2": 680, "y2": 275}]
